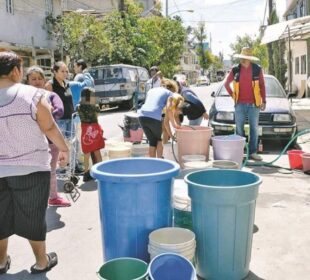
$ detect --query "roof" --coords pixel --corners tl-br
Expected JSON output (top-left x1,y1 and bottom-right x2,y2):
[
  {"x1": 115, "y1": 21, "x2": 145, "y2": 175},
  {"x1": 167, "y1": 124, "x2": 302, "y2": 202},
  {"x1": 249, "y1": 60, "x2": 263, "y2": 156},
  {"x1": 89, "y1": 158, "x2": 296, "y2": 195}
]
[{"x1": 261, "y1": 15, "x2": 310, "y2": 44}]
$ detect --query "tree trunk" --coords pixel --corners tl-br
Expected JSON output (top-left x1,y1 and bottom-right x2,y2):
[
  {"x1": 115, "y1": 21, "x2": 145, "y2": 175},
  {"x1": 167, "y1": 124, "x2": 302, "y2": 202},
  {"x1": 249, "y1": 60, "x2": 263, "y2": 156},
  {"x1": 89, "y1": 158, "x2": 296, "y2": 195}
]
[{"x1": 267, "y1": 0, "x2": 274, "y2": 75}]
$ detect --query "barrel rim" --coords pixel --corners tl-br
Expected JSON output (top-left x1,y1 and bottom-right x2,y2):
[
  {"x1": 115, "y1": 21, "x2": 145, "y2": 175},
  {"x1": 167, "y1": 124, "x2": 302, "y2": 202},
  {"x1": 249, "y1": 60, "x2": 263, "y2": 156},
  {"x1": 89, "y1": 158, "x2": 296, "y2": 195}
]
[{"x1": 184, "y1": 169, "x2": 262, "y2": 189}]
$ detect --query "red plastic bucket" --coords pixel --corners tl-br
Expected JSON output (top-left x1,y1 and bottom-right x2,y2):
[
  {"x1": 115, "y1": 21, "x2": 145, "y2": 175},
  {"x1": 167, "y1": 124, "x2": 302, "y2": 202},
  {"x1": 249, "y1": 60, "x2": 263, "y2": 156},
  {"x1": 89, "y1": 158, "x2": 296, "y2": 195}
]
[
  {"x1": 301, "y1": 153, "x2": 310, "y2": 172},
  {"x1": 287, "y1": 150, "x2": 305, "y2": 170}
]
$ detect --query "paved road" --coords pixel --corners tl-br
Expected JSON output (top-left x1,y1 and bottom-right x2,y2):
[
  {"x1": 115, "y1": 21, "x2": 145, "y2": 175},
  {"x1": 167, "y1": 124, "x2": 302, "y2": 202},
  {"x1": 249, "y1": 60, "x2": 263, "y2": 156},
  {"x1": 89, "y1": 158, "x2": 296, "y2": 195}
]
[{"x1": 2, "y1": 84, "x2": 310, "y2": 280}]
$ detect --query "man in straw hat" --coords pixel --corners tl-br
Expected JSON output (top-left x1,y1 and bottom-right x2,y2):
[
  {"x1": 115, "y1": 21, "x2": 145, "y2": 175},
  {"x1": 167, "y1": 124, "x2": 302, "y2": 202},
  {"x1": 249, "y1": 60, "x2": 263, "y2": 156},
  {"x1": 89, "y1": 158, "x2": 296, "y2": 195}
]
[{"x1": 224, "y1": 47, "x2": 266, "y2": 161}]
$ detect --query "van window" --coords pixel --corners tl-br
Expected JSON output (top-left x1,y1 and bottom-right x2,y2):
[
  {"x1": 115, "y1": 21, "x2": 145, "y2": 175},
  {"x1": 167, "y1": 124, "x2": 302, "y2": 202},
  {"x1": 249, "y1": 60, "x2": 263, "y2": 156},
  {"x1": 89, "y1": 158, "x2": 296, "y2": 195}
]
[{"x1": 138, "y1": 68, "x2": 149, "y2": 81}]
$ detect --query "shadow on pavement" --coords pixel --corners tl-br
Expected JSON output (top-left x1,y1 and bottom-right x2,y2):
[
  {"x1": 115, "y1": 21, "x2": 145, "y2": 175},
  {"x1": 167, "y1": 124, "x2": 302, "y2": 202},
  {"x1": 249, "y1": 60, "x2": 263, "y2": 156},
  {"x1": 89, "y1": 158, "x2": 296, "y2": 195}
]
[
  {"x1": 46, "y1": 207, "x2": 65, "y2": 232},
  {"x1": 245, "y1": 271, "x2": 266, "y2": 280},
  {"x1": 0, "y1": 270, "x2": 49, "y2": 280},
  {"x1": 79, "y1": 180, "x2": 98, "y2": 192}
]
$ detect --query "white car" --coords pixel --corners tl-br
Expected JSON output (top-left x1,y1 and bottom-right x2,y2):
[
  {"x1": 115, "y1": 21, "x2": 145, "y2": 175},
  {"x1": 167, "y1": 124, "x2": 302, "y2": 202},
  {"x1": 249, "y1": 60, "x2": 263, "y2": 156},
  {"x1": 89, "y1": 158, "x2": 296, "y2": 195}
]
[{"x1": 196, "y1": 76, "x2": 210, "y2": 86}]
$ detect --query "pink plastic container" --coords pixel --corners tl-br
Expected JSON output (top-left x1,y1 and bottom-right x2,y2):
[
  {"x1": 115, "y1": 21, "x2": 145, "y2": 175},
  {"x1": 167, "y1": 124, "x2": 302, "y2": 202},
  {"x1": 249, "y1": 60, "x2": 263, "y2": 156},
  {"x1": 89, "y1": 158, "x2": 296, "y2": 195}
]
[
  {"x1": 301, "y1": 153, "x2": 310, "y2": 172},
  {"x1": 287, "y1": 150, "x2": 305, "y2": 170},
  {"x1": 124, "y1": 128, "x2": 144, "y2": 143},
  {"x1": 175, "y1": 126, "x2": 213, "y2": 167}
]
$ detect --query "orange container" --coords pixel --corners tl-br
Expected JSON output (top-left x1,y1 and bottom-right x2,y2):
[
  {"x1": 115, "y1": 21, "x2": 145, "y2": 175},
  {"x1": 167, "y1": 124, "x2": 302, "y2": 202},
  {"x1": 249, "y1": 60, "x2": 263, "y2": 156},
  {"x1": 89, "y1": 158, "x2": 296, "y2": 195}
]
[
  {"x1": 301, "y1": 153, "x2": 310, "y2": 172},
  {"x1": 287, "y1": 150, "x2": 305, "y2": 170},
  {"x1": 175, "y1": 126, "x2": 213, "y2": 167}
]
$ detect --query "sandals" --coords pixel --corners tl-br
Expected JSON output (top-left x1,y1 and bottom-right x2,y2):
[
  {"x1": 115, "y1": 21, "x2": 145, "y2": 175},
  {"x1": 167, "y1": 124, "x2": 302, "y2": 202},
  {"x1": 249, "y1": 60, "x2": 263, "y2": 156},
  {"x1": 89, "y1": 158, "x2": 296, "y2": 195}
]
[
  {"x1": 30, "y1": 252, "x2": 58, "y2": 274},
  {"x1": 0, "y1": 255, "x2": 11, "y2": 274}
]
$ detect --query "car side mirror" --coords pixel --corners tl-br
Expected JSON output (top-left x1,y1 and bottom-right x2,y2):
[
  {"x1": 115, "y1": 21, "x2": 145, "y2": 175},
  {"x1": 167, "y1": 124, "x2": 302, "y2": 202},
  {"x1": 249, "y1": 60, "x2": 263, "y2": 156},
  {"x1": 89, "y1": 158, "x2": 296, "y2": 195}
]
[{"x1": 211, "y1": 91, "x2": 215, "y2": 97}]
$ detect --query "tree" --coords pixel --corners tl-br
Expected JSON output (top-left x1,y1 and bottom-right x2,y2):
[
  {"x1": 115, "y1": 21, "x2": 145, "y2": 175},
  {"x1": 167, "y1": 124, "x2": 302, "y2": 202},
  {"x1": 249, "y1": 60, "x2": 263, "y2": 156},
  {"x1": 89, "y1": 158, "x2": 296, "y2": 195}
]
[
  {"x1": 193, "y1": 22, "x2": 209, "y2": 74},
  {"x1": 49, "y1": 12, "x2": 112, "y2": 65}
]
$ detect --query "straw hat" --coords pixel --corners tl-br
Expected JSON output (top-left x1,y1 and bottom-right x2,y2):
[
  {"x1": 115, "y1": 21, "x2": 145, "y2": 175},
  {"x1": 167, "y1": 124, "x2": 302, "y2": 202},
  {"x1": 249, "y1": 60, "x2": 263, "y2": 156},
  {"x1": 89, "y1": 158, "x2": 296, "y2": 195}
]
[{"x1": 233, "y1": 47, "x2": 259, "y2": 61}]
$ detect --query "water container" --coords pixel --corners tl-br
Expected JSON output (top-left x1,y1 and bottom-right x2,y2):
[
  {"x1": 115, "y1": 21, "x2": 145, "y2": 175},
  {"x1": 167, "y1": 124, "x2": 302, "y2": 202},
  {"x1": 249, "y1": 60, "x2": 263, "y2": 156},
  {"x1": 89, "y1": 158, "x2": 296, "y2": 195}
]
[
  {"x1": 212, "y1": 135, "x2": 246, "y2": 169},
  {"x1": 163, "y1": 143, "x2": 178, "y2": 161},
  {"x1": 176, "y1": 126, "x2": 213, "y2": 167},
  {"x1": 97, "y1": 258, "x2": 148, "y2": 280},
  {"x1": 148, "y1": 253, "x2": 197, "y2": 280},
  {"x1": 185, "y1": 169, "x2": 262, "y2": 280},
  {"x1": 173, "y1": 179, "x2": 192, "y2": 230},
  {"x1": 122, "y1": 112, "x2": 144, "y2": 143},
  {"x1": 91, "y1": 158, "x2": 180, "y2": 262},
  {"x1": 287, "y1": 149, "x2": 305, "y2": 169},
  {"x1": 131, "y1": 143, "x2": 149, "y2": 157},
  {"x1": 212, "y1": 160, "x2": 239, "y2": 169},
  {"x1": 182, "y1": 155, "x2": 206, "y2": 163},
  {"x1": 148, "y1": 227, "x2": 196, "y2": 262},
  {"x1": 301, "y1": 153, "x2": 310, "y2": 172},
  {"x1": 108, "y1": 146, "x2": 132, "y2": 159}
]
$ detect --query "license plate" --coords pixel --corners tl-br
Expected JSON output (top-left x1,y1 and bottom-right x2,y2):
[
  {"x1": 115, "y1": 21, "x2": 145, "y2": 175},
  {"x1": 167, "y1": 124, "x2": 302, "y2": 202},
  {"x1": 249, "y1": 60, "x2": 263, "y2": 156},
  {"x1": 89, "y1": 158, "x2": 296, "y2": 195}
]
[{"x1": 100, "y1": 98, "x2": 109, "y2": 104}]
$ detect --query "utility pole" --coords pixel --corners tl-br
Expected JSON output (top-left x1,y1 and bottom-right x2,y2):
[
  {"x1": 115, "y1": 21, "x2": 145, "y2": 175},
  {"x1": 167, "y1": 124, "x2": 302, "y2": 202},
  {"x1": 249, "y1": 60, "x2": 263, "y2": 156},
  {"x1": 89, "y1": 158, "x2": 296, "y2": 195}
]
[
  {"x1": 166, "y1": 0, "x2": 168, "y2": 17},
  {"x1": 267, "y1": 0, "x2": 274, "y2": 75}
]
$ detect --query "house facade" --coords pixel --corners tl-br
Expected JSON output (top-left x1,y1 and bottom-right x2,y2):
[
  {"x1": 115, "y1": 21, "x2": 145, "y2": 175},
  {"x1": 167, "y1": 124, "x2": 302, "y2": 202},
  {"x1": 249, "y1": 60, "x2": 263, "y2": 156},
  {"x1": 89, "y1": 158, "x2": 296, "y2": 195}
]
[{"x1": 283, "y1": 0, "x2": 310, "y2": 97}]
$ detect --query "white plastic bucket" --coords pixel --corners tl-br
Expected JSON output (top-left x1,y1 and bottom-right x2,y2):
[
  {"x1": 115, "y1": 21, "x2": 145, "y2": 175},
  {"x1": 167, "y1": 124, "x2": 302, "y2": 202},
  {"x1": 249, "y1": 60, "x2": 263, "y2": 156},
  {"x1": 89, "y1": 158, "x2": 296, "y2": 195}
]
[
  {"x1": 131, "y1": 143, "x2": 149, "y2": 157},
  {"x1": 148, "y1": 227, "x2": 196, "y2": 262},
  {"x1": 163, "y1": 143, "x2": 178, "y2": 161},
  {"x1": 212, "y1": 160, "x2": 239, "y2": 169},
  {"x1": 182, "y1": 154, "x2": 206, "y2": 163},
  {"x1": 108, "y1": 146, "x2": 132, "y2": 159}
]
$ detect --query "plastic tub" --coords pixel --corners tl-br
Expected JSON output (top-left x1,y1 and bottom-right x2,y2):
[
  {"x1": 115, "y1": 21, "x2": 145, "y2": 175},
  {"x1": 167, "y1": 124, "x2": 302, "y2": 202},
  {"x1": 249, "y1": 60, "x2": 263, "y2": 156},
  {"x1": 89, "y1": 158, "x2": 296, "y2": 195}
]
[
  {"x1": 176, "y1": 126, "x2": 213, "y2": 167},
  {"x1": 301, "y1": 153, "x2": 310, "y2": 172},
  {"x1": 185, "y1": 169, "x2": 262, "y2": 280},
  {"x1": 212, "y1": 160, "x2": 239, "y2": 169},
  {"x1": 97, "y1": 258, "x2": 148, "y2": 280},
  {"x1": 148, "y1": 253, "x2": 196, "y2": 280},
  {"x1": 287, "y1": 149, "x2": 305, "y2": 169},
  {"x1": 212, "y1": 135, "x2": 246, "y2": 169},
  {"x1": 91, "y1": 158, "x2": 180, "y2": 262},
  {"x1": 182, "y1": 155, "x2": 206, "y2": 163}
]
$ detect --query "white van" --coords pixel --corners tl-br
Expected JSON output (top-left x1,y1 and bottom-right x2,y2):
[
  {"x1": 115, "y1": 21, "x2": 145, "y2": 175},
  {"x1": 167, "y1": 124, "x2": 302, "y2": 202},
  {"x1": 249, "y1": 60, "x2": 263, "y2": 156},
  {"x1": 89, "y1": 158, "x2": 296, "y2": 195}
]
[{"x1": 89, "y1": 64, "x2": 150, "y2": 109}]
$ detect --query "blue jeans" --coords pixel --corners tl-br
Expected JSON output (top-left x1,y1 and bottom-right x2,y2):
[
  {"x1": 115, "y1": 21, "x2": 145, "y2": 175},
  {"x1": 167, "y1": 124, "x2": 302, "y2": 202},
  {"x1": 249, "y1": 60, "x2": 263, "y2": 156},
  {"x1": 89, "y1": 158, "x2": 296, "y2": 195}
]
[
  {"x1": 235, "y1": 103, "x2": 260, "y2": 155},
  {"x1": 56, "y1": 119, "x2": 73, "y2": 139},
  {"x1": 189, "y1": 116, "x2": 203, "y2": 126}
]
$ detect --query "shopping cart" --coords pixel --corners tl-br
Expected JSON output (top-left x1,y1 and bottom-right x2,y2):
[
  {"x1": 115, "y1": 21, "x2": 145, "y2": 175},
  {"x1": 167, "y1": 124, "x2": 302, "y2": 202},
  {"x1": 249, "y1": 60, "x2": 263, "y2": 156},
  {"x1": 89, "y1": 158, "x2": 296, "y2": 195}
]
[{"x1": 57, "y1": 112, "x2": 81, "y2": 192}]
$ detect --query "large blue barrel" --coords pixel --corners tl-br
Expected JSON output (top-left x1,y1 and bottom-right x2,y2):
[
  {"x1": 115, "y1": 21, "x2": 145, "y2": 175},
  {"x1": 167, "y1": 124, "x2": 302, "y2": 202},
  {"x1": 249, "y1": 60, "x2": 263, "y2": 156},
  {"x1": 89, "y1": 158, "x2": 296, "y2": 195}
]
[
  {"x1": 185, "y1": 169, "x2": 261, "y2": 280},
  {"x1": 91, "y1": 158, "x2": 180, "y2": 262}
]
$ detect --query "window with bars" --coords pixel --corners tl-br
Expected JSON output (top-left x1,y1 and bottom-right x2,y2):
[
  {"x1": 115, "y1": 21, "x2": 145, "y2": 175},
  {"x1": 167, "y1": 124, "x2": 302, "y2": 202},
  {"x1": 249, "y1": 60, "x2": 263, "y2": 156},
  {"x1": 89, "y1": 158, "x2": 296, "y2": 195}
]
[
  {"x1": 6, "y1": 0, "x2": 14, "y2": 14},
  {"x1": 301, "y1": 55, "x2": 307, "y2": 74}
]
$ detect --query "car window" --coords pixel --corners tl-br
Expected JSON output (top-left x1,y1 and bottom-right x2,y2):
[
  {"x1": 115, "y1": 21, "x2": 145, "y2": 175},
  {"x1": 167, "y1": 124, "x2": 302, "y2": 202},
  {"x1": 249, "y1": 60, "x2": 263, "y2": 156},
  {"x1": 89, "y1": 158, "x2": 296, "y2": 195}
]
[
  {"x1": 138, "y1": 68, "x2": 149, "y2": 81},
  {"x1": 217, "y1": 76, "x2": 286, "y2": 98},
  {"x1": 265, "y1": 77, "x2": 286, "y2": 98}
]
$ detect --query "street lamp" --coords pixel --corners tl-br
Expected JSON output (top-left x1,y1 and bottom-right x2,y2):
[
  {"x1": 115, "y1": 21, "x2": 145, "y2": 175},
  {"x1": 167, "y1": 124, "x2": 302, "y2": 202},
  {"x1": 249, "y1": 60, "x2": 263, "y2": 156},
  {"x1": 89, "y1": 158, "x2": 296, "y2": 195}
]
[{"x1": 168, "y1": 9, "x2": 194, "y2": 17}]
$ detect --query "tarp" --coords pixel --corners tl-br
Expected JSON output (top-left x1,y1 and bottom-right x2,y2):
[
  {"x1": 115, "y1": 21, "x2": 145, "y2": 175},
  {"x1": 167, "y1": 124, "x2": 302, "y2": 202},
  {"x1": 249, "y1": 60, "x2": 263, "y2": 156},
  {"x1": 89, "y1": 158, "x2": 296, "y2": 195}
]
[{"x1": 261, "y1": 15, "x2": 310, "y2": 44}]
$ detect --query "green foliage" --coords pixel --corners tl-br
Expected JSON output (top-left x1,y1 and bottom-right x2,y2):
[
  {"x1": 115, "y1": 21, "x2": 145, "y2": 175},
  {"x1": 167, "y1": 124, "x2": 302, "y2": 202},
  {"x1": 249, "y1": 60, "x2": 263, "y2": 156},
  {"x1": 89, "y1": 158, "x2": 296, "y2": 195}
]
[
  {"x1": 230, "y1": 34, "x2": 268, "y2": 69},
  {"x1": 193, "y1": 22, "x2": 208, "y2": 73},
  {"x1": 47, "y1": 0, "x2": 187, "y2": 76}
]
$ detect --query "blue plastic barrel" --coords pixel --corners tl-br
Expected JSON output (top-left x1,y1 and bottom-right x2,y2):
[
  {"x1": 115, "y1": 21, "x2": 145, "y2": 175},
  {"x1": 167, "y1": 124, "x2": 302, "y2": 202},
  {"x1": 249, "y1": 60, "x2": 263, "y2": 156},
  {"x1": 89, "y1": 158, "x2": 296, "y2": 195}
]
[
  {"x1": 148, "y1": 253, "x2": 196, "y2": 280},
  {"x1": 185, "y1": 169, "x2": 262, "y2": 280},
  {"x1": 91, "y1": 158, "x2": 180, "y2": 262}
]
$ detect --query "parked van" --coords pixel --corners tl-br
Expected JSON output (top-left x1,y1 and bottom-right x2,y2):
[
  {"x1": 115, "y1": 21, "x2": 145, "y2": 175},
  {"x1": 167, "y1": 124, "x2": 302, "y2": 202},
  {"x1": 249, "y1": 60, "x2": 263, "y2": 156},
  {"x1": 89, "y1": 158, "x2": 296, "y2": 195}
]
[{"x1": 89, "y1": 64, "x2": 150, "y2": 108}]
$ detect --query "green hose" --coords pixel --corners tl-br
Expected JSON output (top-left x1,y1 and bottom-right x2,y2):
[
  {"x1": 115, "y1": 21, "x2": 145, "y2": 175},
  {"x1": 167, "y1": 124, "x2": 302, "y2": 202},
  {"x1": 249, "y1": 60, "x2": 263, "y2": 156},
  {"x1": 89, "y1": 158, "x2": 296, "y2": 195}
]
[{"x1": 243, "y1": 128, "x2": 310, "y2": 168}]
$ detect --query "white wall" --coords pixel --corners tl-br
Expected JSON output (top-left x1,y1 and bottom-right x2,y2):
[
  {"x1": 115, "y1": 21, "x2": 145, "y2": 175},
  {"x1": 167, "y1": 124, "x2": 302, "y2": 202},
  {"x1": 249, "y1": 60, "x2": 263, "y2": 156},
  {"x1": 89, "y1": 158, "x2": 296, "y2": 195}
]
[
  {"x1": 291, "y1": 40, "x2": 307, "y2": 96},
  {"x1": 66, "y1": 0, "x2": 117, "y2": 13},
  {"x1": 0, "y1": 0, "x2": 61, "y2": 49}
]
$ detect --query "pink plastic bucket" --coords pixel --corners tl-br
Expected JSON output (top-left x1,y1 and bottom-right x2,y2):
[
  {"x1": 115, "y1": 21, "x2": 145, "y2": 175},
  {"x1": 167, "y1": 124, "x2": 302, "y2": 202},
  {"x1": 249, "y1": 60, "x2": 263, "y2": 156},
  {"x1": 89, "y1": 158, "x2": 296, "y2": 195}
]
[
  {"x1": 175, "y1": 126, "x2": 213, "y2": 167},
  {"x1": 287, "y1": 150, "x2": 305, "y2": 170},
  {"x1": 301, "y1": 153, "x2": 310, "y2": 172}
]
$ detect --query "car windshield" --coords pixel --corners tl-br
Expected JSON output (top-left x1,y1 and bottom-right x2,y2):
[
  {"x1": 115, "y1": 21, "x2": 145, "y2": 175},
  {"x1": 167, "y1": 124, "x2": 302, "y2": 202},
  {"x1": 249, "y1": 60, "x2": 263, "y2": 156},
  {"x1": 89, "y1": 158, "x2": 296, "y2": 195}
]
[{"x1": 218, "y1": 76, "x2": 286, "y2": 98}]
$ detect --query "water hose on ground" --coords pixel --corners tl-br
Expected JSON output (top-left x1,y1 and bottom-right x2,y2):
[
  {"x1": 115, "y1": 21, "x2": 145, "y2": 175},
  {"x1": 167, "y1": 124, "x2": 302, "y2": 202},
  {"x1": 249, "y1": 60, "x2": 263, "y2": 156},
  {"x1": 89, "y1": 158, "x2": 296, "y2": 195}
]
[{"x1": 243, "y1": 128, "x2": 310, "y2": 170}]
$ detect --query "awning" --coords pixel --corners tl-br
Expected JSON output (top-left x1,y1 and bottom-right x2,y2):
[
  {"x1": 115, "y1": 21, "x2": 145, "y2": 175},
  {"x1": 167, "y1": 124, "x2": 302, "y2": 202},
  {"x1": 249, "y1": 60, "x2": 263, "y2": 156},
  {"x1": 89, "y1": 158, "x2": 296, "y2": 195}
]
[{"x1": 261, "y1": 15, "x2": 310, "y2": 44}]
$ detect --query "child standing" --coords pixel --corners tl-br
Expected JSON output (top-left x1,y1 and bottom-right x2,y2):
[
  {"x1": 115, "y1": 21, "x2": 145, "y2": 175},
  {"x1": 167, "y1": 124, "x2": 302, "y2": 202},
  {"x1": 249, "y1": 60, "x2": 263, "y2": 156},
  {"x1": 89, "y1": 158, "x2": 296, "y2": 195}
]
[
  {"x1": 26, "y1": 66, "x2": 71, "y2": 207},
  {"x1": 76, "y1": 87, "x2": 105, "y2": 182}
]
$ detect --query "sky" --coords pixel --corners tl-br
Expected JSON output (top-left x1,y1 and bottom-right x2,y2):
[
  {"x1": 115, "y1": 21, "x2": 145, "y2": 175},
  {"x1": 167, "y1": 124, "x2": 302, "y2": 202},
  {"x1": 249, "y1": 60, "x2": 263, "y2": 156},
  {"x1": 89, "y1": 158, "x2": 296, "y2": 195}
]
[{"x1": 160, "y1": 0, "x2": 286, "y2": 59}]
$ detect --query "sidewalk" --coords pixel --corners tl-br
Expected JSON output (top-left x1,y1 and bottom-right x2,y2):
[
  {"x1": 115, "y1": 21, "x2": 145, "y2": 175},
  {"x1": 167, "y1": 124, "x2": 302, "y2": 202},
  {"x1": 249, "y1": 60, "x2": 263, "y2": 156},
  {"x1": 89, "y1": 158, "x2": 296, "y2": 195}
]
[{"x1": 1, "y1": 99, "x2": 310, "y2": 280}]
